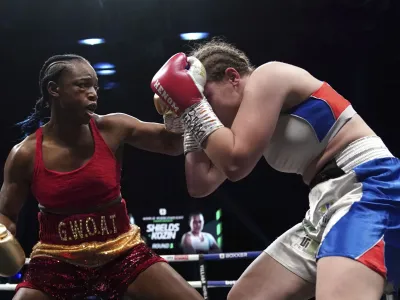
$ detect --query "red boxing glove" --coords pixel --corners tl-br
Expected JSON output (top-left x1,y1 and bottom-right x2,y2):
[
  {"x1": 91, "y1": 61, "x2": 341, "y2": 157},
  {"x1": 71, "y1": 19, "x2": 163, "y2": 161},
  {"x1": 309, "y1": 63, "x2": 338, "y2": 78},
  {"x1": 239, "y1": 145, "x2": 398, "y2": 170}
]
[
  {"x1": 150, "y1": 53, "x2": 206, "y2": 116},
  {"x1": 152, "y1": 53, "x2": 223, "y2": 145}
]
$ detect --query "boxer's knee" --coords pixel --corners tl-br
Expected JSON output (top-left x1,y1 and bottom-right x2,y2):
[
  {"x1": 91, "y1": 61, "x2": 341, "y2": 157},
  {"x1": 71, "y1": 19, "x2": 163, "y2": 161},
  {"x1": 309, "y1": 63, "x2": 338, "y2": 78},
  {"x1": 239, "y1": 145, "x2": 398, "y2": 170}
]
[{"x1": 13, "y1": 288, "x2": 51, "y2": 300}]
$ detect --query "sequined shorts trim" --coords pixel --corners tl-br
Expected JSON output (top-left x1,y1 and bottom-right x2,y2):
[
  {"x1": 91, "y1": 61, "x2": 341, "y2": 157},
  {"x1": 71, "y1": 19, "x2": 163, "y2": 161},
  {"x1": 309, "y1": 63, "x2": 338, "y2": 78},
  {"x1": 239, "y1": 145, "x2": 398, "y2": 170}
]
[
  {"x1": 31, "y1": 225, "x2": 143, "y2": 267},
  {"x1": 16, "y1": 243, "x2": 166, "y2": 300}
]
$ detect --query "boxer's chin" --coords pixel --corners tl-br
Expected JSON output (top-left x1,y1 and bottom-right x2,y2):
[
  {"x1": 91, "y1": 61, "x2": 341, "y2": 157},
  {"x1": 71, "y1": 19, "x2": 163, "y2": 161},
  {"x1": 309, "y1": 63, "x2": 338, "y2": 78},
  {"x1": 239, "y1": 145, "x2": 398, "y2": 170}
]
[{"x1": 82, "y1": 111, "x2": 93, "y2": 124}]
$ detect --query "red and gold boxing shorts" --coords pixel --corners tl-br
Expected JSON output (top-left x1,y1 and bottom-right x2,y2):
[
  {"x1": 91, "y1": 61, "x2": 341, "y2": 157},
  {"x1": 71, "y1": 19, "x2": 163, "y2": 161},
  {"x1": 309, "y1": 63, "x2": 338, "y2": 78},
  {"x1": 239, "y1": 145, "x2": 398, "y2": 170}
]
[{"x1": 16, "y1": 200, "x2": 166, "y2": 299}]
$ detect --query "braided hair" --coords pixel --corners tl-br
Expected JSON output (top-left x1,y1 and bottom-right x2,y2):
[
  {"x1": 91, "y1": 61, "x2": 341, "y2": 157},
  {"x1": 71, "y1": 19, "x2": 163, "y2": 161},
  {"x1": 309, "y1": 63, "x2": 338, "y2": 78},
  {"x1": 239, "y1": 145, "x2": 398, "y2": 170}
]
[
  {"x1": 189, "y1": 38, "x2": 254, "y2": 82},
  {"x1": 18, "y1": 54, "x2": 87, "y2": 136}
]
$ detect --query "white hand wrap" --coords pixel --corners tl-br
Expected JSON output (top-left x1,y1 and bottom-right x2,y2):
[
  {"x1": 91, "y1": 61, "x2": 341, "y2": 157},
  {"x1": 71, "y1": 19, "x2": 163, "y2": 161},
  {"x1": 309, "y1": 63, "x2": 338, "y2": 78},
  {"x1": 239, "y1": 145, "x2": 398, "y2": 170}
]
[
  {"x1": 163, "y1": 112, "x2": 184, "y2": 134},
  {"x1": 183, "y1": 130, "x2": 202, "y2": 155},
  {"x1": 182, "y1": 99, "x2": 224, "y2": 145}
]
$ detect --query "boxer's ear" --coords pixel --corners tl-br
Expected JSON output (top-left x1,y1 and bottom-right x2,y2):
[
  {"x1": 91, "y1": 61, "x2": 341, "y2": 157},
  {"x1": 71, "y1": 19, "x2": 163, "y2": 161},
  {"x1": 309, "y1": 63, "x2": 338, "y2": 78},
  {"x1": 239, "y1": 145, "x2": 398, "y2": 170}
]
[
  {"x1": 224, "y1": 68, "x2": 240, "y2": 86},
  {"x1": 47, "y1": 81, "x2": 59, "y2": 98}
]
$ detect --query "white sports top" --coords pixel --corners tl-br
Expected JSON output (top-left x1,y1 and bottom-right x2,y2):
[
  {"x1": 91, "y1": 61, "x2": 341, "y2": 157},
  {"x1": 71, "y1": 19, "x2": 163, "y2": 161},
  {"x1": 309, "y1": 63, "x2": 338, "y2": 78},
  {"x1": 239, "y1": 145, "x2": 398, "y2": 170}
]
[{"x1": 264, "y1": 82, "x2": 356, "y2": 175}]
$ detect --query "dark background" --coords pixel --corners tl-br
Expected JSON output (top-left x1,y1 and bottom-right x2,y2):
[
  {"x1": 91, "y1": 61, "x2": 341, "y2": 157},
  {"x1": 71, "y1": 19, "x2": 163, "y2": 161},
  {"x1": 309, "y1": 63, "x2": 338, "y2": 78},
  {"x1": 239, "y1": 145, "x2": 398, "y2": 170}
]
[{"x1": 0, "y1": 0, "x2": 399, "y2": 299}]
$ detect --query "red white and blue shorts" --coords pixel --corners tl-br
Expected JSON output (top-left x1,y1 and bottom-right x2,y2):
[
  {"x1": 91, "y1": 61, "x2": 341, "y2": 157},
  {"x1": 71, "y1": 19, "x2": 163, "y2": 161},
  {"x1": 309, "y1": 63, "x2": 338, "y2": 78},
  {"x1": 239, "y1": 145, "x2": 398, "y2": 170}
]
[{"x1": 266, "y1": 136, "x2": 400, "y2": 290}]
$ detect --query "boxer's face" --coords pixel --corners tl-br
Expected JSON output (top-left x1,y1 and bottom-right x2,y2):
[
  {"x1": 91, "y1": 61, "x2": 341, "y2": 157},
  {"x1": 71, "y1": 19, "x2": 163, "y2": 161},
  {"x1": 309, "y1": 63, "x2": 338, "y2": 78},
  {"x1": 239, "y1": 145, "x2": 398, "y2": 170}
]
[
  {"x1": 190, "y1": 215, "x2": 204, "y2": 234},
  {"x1": 204, "y1": 68, "x2": 246, "y2": 128},
  {"x1": 51, "y1": 60, "x2": 99, "y2": 124}
]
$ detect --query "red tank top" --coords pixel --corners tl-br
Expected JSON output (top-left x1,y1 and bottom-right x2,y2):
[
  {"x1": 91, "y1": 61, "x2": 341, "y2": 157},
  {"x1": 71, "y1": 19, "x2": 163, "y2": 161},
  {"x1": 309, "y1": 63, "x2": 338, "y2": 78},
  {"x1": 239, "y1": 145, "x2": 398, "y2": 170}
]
[{"x1": 31, "y1": 118, "x2": 122, "y2": 210}]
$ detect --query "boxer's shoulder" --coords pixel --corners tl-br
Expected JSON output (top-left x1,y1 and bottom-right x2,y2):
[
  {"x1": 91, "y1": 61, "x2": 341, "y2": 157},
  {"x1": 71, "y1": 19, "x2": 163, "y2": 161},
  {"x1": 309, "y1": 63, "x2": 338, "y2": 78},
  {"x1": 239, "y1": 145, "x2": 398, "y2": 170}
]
[
  {"x1": 7, "y1": 137, "x2": 35, "y2": 178},
  {"x1": 90, "y1": 113, "x2": 138, "y2": 147},
  {"x1": 92, "y1": 113, "x2": 136, "y2": 133},
  {"x1": 251, "y1": 61, "x2": 323, "y2": 109},
  {"x1": 11, "y1": 135, "x2": 35, "y2": 161}
]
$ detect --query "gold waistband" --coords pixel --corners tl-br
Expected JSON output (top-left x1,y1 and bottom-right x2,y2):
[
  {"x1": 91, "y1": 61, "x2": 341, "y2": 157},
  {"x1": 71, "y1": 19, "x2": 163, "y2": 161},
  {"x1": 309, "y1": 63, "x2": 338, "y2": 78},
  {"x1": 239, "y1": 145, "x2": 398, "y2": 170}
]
[{"x1": 30, "y1": 225, "x2": 143, "y2": 268}]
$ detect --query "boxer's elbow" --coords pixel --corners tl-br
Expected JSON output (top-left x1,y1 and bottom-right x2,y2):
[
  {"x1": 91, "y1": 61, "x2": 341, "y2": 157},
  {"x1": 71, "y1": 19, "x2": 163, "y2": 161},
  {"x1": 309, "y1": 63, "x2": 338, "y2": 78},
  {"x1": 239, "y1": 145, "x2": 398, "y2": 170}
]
[
  {"x1": 187, "y1": 185, "x2": 213, "y2": 198},
  {"x1": 186, "y1": 173, "x2": 218, "y2": 198},
  {"x1": 187, "y1": 178, "x2": 214, "y2": 198},
  {"x1": 223, "y1": 152, "x2": 254, "y2": 182},
  {"x1": 225, "y1": 167, "x2": 247, "y2": 182}
]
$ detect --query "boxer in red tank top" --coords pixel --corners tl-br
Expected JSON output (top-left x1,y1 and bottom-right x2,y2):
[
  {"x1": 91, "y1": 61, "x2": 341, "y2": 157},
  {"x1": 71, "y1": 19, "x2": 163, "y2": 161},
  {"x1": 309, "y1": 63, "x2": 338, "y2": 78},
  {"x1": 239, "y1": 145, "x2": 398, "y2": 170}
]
[{"x1": 0, "y1": 55, "x2": 203, "y2": 300}]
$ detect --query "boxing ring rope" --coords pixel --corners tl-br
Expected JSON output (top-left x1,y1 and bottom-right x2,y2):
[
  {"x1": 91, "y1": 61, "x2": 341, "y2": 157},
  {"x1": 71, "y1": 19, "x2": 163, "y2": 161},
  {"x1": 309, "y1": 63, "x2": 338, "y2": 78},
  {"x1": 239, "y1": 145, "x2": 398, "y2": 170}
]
[
  {"x1": 0, "y1": 281, "x2": 239, "y2": 290},
  {"x1": 18, "y1": 250, "x2": 261, "y2": 264},
  {"x1": 0, "y1": 251, "x2": 396, "y2": 299}
]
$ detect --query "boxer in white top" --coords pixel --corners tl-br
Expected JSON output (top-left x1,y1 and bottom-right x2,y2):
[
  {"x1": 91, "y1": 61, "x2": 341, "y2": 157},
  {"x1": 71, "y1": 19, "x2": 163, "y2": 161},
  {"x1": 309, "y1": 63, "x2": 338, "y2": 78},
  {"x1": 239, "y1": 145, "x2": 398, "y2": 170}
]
[{"x1": 151, "y1": 39, "x2": 400, "y2": 300}]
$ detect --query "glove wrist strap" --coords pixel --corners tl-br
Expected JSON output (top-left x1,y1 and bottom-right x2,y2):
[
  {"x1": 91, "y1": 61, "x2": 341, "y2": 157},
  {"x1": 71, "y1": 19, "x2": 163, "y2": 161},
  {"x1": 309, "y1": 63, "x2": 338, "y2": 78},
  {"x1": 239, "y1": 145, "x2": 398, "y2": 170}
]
[{"x1": 182, "y1": 99, "x2": 224, "y2": 146}]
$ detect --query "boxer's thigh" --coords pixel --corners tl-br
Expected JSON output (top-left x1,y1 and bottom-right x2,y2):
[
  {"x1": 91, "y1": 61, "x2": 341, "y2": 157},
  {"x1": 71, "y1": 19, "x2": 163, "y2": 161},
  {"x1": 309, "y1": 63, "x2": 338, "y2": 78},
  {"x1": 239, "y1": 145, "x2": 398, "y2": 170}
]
[
  {"x1": 315, "y1": 203, "x2": 387, "y2": 300},
  {"x1": 316, "y1": 256, "x2": 384, "y2": 300},
  {"x1": 228, "y1": 223, "x2": 316, "y2": 300},
  {"x1": 126, "y1": 262, "x2": 203, "y2": 300},
  {"x1": 13, "y1": 288, "x2": 52, "y2": 300},
  {"x1": 99, "y1": 243, "x2": 201, "y2": 299},
  {"x1": 16, "y1": 257, "x2": 87, "y2": 300}
]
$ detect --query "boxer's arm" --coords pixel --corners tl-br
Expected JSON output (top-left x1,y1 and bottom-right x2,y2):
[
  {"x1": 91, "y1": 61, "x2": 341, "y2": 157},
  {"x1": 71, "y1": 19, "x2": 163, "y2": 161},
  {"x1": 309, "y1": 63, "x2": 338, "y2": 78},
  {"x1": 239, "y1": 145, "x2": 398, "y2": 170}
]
[
  {"x1": 201, "y1": 62, "x2": 295, "y2": 181},
  {"x1": 0, "y1": 144, "x2": 29, "y2": 276},
  {"x1": 185, "y1": 151, "x2": 226, "y2": 198},
  {"x1": 125, "y1": 117, "x2": 183, "y2": 155},
  {"x1": 101, "y1": 113, "x2": 183, "y2": 156},
  {"x1": 0, "y1": 143, "x2": 31, "y2": 235}
]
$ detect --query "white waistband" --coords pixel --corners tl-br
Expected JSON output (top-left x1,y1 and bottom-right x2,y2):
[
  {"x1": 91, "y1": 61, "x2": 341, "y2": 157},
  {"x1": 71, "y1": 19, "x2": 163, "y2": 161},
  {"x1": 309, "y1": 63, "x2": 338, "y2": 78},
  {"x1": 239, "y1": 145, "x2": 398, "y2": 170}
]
[{"x1": 335, "y1": 136, "x2": 394, "y2": 173}]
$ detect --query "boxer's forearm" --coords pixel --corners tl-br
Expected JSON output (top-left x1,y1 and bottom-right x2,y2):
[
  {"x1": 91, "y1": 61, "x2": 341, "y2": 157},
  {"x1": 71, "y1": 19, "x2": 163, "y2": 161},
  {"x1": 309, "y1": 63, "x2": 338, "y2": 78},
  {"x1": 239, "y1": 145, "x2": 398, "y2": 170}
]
[
  {"x1": 185, "y1": 151, "x2": 226, "y2": 198},
  {"x1": 0, "y1": 214, "x2": 16, "y2": 236},
  {"x1": 161, "y1": 130, "x2": 183, "y2": 156}
]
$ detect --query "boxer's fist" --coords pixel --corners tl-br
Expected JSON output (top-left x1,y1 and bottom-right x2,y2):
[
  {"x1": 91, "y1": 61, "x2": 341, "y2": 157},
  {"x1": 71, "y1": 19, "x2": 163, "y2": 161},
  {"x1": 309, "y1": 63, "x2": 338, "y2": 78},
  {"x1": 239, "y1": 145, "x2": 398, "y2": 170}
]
[
  {"x1": 151, "y1": 53, "x2": 207, "y2": 116},
  {"x1": 0, "y1": 223, "x2": 26, "y2": 277}
]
